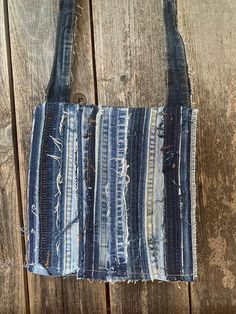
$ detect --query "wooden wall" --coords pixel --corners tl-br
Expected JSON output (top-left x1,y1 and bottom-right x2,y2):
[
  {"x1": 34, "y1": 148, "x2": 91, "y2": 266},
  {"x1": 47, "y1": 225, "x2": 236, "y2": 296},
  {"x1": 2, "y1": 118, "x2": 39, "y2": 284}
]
[{"x1": 1, "y1": 0, "x2": 236, "y2": 313}]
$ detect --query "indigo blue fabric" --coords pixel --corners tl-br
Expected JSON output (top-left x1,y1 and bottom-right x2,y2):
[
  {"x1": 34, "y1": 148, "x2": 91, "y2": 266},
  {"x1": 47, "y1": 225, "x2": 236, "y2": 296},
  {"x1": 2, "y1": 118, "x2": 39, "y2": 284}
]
[
  {"x1": 26, "y1": 0, "x2": 198, "y2": 282},
  {"x1": 26, "y1": 103, "x2": 197, "y2": 281}
]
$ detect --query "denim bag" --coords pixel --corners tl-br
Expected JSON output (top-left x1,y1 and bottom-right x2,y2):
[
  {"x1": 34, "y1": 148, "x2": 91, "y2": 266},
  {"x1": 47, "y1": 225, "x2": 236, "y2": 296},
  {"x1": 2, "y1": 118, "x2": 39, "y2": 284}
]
[{"x1": 26, "y1": 0, "x2": 198, "y2": 281}]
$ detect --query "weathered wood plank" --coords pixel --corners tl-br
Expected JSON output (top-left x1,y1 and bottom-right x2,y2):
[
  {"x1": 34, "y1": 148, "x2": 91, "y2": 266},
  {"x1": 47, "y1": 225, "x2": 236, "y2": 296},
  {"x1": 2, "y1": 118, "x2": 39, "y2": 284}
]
[
  {"x1": 109, "y1": 282, "x2": 189, "y2": 314},
  {"x1": 62, "y1": 278, "x2": 107, "y2": 314},
  {"x1": 8, "y1": 0, "x2": 107, "y2": 312},
  {"x1": 70, "y1": 0, "x2": 95, "y2": 104},
  {"x1": 0, "y1": 1, "x2": 27, "y2": 312},
  {"x1": 178, "y1": 1, "x2": 236, "y2": 313},
  {"x1": 8, "y1": 0, "x2": 63, "y2": 311},
  {"x1": 92, "y1": 0, "x2": 189, "y2": 312},
  {"x1": 93, "y1": 0, "x2": 167, "y2": 107}
]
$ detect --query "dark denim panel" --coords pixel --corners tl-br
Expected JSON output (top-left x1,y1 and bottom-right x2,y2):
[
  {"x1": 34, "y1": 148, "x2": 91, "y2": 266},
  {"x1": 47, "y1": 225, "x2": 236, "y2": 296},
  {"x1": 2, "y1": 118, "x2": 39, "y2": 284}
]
[
  {"x1": 126, "y1": 109, "x2": 144, "y2": 279},
  {"x1": 26, "y1": 102, "x2": 197, "y2": 281},
  {"x1": 27, "y1": 104, "x2": 47, "y2": 274},
  {"x1": 83, "y1": 106, "x2": 97, "y2": 278},
  {"x1": 163, "y1": 106, "x2": 183, "y2": 279},
  {"x1": 77, "y1": 107, "x2": 92, "y2": 277},
  {"x1": 39, "y1": 104, "x2": 63, "y2": 275},
  {"x1": 180, "y1": 107, "x2": 193, "y2": 281}
]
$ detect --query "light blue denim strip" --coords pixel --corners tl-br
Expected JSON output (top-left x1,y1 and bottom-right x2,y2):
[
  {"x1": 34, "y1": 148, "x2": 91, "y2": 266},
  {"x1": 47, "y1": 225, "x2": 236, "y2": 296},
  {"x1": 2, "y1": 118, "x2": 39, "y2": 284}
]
[
  {"x1": 145, "y1": 107, "x2": 165, "y2": 279},
  {"x1": 61, "y1": 104, "x2": 79, "y2": 275}
]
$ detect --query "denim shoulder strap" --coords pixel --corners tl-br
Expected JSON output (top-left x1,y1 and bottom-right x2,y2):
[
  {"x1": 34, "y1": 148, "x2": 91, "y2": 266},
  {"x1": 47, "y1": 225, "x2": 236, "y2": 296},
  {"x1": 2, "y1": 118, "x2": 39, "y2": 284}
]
[
  {"x1": 164, "y1": 0, "x2": 191, "y2": 108},
  {"x1": 46, "y1": 0, "x2": 76, "y2": 102}
]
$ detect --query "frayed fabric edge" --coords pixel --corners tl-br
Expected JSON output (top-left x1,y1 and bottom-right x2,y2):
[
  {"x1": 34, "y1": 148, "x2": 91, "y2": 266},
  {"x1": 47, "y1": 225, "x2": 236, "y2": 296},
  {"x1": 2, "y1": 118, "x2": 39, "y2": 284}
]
[{"x1": 190, "y1": 108, "x2": 198, "y2": 280}]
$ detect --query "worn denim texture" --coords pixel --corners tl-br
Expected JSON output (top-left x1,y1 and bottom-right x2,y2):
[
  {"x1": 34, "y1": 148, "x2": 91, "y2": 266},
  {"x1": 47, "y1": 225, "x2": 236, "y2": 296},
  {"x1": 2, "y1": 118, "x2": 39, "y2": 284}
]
[
  {"x1": 26, "y1": 103, "x2": 197, "y2": 281},
  {"x1": 26, "y1": 0, "x2": 198, "y2": 282}
]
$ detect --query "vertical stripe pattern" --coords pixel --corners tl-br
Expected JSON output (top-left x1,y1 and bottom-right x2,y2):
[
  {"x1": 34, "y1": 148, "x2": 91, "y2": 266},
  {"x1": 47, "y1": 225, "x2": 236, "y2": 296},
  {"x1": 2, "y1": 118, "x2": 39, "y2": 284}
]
[{"x1": 27, "y1": 102, "x2": 197, "y2": 281}]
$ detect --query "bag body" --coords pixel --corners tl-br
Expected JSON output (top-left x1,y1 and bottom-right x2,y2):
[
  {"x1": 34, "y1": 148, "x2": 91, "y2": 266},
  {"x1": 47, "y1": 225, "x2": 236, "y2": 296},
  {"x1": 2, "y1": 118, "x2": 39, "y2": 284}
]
[{"x1": 26, "y1": 0, "x2": 198, "y2": 281}]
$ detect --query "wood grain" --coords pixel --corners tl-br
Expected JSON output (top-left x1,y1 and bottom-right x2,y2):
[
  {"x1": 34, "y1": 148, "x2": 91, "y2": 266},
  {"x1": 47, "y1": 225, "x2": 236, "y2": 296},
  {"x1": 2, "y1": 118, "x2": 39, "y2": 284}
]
[
  {"x1": 92, "y1": 0, "x2": 189, "y2": 313},
  {"x1": 8, "y1": 0, "x2": 63, "y2": 311},
  {"x1": 0, "y1": 0, "x2": 27, "y2": 312},
  {"x1": 70, "y1": 0, "x2": 95, "y2": 104},
  {"x1": 92, "y1": 0, "x2": 167, "y2": 108},
  {"x1": 109, "y1": 282, "x2": 189, "y2": 314},
  {"x1": 178, "y1": 1, "x2": 236, "y2": 313},
  {"x1": 8, "y1": 0, "x2": 106, "y2": 313},
  {"x1": 4, "y1": 0, "x2": 236, "y2": 312}
]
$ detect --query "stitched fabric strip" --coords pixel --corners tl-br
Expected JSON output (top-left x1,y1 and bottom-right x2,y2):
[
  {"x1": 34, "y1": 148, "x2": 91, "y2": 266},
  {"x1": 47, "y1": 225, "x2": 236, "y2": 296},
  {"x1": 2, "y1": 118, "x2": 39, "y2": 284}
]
[{"x1": 26, "y1": 102, "x2": 197, "y2": 281}]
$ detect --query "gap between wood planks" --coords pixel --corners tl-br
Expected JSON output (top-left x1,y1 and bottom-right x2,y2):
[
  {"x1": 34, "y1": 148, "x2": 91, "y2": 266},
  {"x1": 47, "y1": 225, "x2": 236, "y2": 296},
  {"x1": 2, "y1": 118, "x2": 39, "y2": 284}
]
[
  {"x1": 88, "y1": 0, "x2": 111, "y2": 310},
  {"x1": 188, "y1": 283, "x2": 192, "y2": 314},
  {"x1": 3, "y1": 0, "x2": 30, "y2": 312}
]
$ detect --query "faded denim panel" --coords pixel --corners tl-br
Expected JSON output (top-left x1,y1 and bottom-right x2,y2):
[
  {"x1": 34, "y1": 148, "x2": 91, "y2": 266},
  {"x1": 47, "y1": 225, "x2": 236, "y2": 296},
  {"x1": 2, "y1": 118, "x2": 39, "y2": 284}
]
[{"x1": 26, "y1": 102, "x2": 197, "y2": 281}]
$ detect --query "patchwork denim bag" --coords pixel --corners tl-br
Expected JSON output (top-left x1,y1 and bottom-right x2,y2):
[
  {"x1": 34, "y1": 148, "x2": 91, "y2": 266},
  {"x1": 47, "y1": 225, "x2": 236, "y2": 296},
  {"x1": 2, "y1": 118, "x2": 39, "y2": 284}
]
[{"x1": 26, "y1": 0, "x2": 198, "y2": 281}]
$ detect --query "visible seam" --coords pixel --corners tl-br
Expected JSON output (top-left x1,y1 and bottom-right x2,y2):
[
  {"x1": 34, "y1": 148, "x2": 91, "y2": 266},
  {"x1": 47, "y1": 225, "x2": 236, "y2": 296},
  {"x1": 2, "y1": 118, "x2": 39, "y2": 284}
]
[{"x1": 3, "y1": 0, "x2": 30, "y2": 312}]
